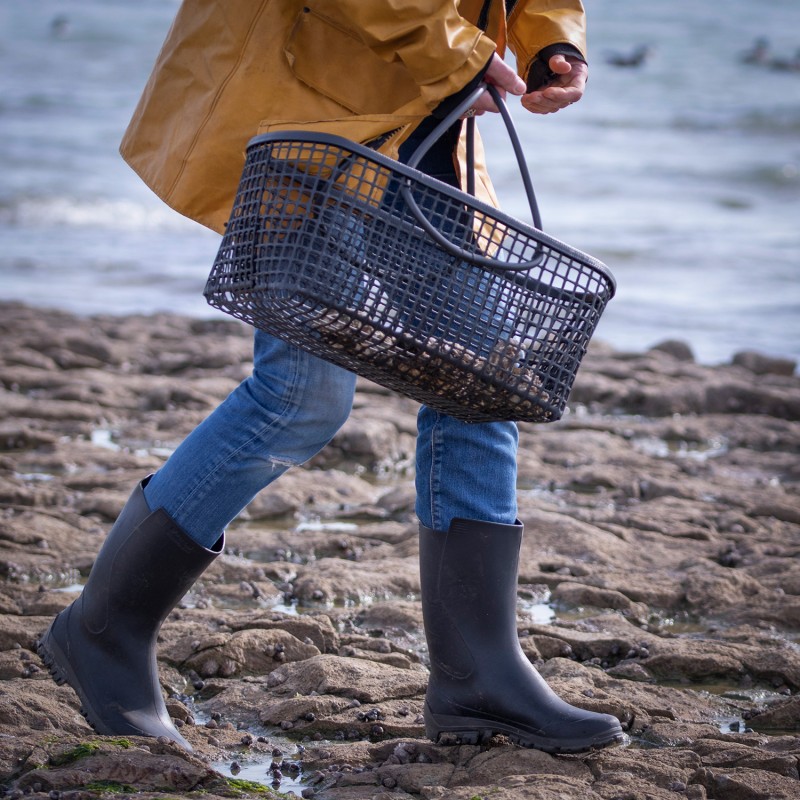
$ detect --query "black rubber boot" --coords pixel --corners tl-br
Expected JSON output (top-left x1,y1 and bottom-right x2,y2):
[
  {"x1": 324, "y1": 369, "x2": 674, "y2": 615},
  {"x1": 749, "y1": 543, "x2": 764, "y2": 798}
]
[
  {"x1": 37, "y1": 477, "x2": 223, "y2": 751},
  {"x1": 419, "y1": 518, "x2": 626, "y2": 754}
]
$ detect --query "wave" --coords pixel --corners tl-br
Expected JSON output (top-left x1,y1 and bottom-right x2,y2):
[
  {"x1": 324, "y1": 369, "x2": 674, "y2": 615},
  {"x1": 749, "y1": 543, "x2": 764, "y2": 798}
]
[
  {"x1": 584, "y1": 106, "x2": 800, "y2": 137},
  {"x1": 0, "y1": 195, "x2": 197, "y2": 232},
  {"x1": 672, "y1": 108, "x2": 800, "y2": 136}
]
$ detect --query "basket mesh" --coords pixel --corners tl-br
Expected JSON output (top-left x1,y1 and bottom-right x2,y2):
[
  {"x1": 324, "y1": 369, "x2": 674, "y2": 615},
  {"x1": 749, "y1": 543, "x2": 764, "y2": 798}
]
[{"x1": 205, "y1": 134, "x2": 615, "y2": 423}]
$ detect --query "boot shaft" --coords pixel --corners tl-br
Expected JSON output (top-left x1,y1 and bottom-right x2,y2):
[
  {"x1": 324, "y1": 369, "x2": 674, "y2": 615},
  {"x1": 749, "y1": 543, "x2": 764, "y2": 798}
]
[
  {"x1": 82, "y1": 477, "x2": 223, "y2": 635},
  {"x1": 419, "y1": 518, "x2": 523, "y2": 678}
]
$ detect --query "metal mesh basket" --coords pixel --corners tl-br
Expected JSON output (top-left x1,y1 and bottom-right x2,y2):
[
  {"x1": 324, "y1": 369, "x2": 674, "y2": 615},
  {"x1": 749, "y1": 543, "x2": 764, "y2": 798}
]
[{"x1": 205, "y1": 86, "x2": 615, "y2": 423}]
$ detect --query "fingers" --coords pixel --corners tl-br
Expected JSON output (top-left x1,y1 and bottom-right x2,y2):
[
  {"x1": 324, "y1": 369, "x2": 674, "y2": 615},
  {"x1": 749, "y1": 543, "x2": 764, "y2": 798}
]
[
  {"x1": 484, "y1": 53, "x2": 527, "y2": 96},
  {"x1": 521, "y1": 55, "x2": 588, "y2": 115},
  {"x1": 521, "y1": 88, "x2": 578, "y2": 114},
  {"x1": 462, "y1": 52, "x2": 583, "y2": 119},
  {"x1": 462, "y1": 53, "x2": 526, "y2": 116}
]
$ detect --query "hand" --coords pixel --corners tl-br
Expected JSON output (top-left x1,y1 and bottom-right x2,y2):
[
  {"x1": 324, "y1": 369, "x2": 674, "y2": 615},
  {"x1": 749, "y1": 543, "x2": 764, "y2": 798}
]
[
  {"x1": 464, "y1": 53, "x2": 526, "y2": 117},
  {"x1": 521, "y1": 54, "x2": 588, "y2": 115}
]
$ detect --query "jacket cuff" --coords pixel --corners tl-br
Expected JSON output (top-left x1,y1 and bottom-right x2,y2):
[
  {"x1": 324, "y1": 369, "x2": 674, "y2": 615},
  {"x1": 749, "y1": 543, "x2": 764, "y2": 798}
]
[{"x1": 525, "y1": 43, "x2": 586, "y2": 92}]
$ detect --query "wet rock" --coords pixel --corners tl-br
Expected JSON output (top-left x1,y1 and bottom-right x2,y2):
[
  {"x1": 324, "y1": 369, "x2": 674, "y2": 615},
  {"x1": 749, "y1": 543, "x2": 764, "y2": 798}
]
[
  {"x1": 456, "y1": 745, "x2": 591, "y2": 785},
  {"x1": 13, "y1": 741, "x2": 220, "y2": 794},
  {"x1": 244, "y1": 469, "x2": 382, "y2": 521},
  {"x1": 1, "y1": 303, "x2": 799, "y2": 799},
  {"x1": 291, "y1": 556, "x2": 419, "y2": 606},
  {"x1": 691, "y1": 737, "x2": 800, "y2": 777},
  {"x1": 550, "y1": 582, "x2": 649, "y2": 619},
  {"x1": 692, "y1": 765, "x2": 800, "y2": 799},
  {"x1": 745, "y1": 694, "x2": 800, "y2": 732},
  {"x1": 264, "y1": 654, "x2": 427, "y2": 703},
  {"x1": 182, "y1": 628, "x2": 320, "y2": 678},
  {"x1": 649, "y1": 339, "x2": 696, "y2": 362},
  {"x1": 589, "y1": 746, "x2": 701, "y2": 793},
  {"x1": 732, "y1": 350, "x2": 797, "y2": 377},
  {"x1": 332, "y1": 416, "x2": 409, "y2": 467},
  {"x1": 605, "y1": 660, "x2": 655, "y2": 682},
  {"x1": 353, "y1": 600, "x2": 424, "y2": 640},
  {"x1": 228, "y1": 612, "x2": 340, "y2": 654}
]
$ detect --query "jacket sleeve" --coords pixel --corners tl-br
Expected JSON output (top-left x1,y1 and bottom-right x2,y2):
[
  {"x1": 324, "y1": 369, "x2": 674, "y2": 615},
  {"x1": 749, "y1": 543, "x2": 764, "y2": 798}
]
[
  {"x1": 311, "y1": 0, "x2": 498, "y2": 110},
  {"x1": 506, "y1": 0, "x2": 587, "y2": 82}
]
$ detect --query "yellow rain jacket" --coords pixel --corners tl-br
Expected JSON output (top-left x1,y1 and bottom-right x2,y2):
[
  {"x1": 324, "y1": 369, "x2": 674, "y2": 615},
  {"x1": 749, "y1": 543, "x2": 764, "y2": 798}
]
[{"x1": 120, "y1": 0, "x2": 587, "y2": 233}]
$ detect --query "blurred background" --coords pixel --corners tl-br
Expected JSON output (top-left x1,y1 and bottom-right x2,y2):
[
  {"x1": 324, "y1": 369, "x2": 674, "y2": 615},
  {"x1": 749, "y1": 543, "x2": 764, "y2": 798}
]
[{"x1": 1, "y1": 0, "x2": 798, "y2": 367}]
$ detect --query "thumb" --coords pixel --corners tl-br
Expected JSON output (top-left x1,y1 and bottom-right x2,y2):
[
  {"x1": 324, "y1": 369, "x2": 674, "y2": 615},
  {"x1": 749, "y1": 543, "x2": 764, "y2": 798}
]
[
  {"x1": 484, "y1": 53, "x2": 527, "y2": 95},
  {"x1": 548, "y1": 54, "x2": 573, "y2": 75}
]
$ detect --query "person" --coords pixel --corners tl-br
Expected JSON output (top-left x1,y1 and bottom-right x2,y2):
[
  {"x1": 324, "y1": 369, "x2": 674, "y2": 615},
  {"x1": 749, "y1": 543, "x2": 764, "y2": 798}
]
[{"x1": 38, "y1": 0, "x2": 625, "y2": 756}]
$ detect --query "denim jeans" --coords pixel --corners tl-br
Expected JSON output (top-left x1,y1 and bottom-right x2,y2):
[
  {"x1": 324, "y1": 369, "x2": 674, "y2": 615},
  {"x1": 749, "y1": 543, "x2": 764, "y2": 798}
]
[{"x1": 144, "y1": 119, "x2": 518, "y2": 547}]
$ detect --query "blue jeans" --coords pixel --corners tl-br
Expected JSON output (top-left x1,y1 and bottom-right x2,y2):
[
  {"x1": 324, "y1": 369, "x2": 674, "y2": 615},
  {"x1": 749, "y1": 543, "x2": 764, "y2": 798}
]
[{"x1": 144, "y1": 120, "x2": 519, "y2": 547}]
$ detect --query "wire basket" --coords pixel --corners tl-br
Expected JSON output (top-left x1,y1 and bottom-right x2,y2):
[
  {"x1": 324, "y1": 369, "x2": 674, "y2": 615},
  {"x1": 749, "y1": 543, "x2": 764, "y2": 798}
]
[{"x1": 205, "y1": 86, "x2": 615, "y2": 423}]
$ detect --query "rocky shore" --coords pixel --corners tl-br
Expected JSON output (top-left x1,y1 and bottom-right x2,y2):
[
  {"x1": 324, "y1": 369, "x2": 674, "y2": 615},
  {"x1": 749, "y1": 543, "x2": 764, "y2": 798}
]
[{"x1": 0, "y1": 300, "x2": 798, "y2": 800}]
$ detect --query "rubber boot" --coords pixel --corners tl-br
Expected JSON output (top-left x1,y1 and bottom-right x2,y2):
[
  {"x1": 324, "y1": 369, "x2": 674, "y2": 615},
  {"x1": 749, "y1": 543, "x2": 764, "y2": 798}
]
[
  {"x1": 37, "y1": 477, "x2": 223, "y2": 751},
  {"x1": 419, "y1": 518, "x2": 626, "y2": 754}
]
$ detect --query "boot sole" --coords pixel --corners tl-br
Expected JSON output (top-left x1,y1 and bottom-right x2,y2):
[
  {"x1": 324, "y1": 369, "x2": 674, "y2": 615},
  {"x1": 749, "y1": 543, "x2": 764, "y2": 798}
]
[{"x1": 425, "y1": 703, "x2": 629, "y2": 754}]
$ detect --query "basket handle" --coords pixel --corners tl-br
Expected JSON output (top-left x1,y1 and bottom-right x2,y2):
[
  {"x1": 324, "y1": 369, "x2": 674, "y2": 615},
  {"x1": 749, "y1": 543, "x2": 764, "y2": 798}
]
[{"x1": 400, "y1": 83, "x2": 545, "y2": 271}]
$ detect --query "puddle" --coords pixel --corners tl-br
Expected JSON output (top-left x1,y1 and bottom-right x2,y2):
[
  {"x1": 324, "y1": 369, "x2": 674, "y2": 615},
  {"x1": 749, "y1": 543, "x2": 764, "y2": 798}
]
[
  {"x1": 52, "y1": 582, "x2": 84, "y2": 593},
  {"x1": 12, "y1": 460, "x2": 68, "y2": 480},
  {"x1": 188, "y1": 594, "x2": 317, "y2": 616},
  {"x1": 518, "y1": 586, "x2": 556, "y2": 625},
  {"x1": 13, "y1": 471, "x2": 55, "y2": 482},
  {"x1": 271, "y1": 600, "x2": 300, "y2": 616},
  {"x1": 140, "y1": 445, "x2": 176, "y2": 458},
  {"x1": 631, "y1": 435, "x2": 728, "y2": 462},
  {"x1": 683, "y1": 681, "x2": 786, "y2": 703},
  {"x1": 90, "y1": 428, "x2": 121, "y2": 451},
  {"x1": 522, "y1": 601, "x2": 555, "y2": 625},
  {"x1": 651, "y1": 613, "x2": 709, "y2": 636},
  {"x1": 213, "y1": 754, "x2": 305, "y2": 798},
  {"x1": 705, "y1": 687, "x2": 774, "y2": 736},
  {"x1": 716, "y1": 713, "x2": 751, "y2": 734},
  {"x1": 294, "y1": 520, "x2": 359, "y2": 534},
  {"x1": 33, "y1": 569, "x2": 84, "y2": 591},
  {"x1": 549, "y1": 606, "x2": 609, "y2": 625},
  {"x1": 193, "y1": 704, "x2": 307, "y2": 797},
  {"x1": 88, "y1": 427, "x2": 175, "y2": 459},
  {"x1": 653, "y1": 680, "x2": 793, "y2": 736}
]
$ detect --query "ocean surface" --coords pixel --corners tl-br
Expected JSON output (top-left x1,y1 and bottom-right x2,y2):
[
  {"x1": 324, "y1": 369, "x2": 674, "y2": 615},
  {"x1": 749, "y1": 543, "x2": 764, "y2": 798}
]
[{"x1": 1, "y1": 0, "x2": 798, "y2": 367}]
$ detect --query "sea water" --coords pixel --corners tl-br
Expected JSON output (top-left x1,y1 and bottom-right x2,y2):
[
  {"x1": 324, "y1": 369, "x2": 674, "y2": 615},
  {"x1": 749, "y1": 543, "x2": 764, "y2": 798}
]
[{"x1": 1, "y1": 0, "x2": 798, "y2": 367}]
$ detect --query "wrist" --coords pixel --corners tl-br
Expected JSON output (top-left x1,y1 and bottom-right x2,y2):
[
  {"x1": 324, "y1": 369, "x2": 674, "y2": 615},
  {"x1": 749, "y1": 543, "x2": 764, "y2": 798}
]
[{"x1": 525, "y1": 44, "x2": 586, "y2": 92}]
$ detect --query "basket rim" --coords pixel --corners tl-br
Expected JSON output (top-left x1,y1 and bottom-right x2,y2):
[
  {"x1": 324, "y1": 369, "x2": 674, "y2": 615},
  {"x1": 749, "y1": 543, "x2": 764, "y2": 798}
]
[{"x1": 245, "y1": 129, "x2": 616, "y2": 297}]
